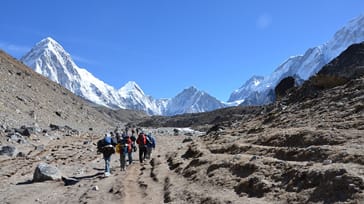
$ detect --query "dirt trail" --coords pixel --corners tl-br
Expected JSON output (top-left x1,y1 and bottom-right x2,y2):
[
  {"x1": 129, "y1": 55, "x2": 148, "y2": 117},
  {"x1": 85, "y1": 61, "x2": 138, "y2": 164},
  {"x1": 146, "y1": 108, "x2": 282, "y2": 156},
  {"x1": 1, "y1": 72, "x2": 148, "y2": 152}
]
[
  {"x1": 0, "y1": 128, "x2": 193, "y2": 204},
  {"x1": 122, "y1": 164, "x2": 145, "y2": 204}
]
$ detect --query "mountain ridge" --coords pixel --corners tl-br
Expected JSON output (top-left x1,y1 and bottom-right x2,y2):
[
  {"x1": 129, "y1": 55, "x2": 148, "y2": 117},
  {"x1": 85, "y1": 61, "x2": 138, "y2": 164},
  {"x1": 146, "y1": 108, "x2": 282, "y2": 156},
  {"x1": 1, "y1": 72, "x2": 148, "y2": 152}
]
[
  {"x1": 18, "y1": 13, "x2": 364, "y2": 112},
  {"x1": 21, "y1": 39, "x2": 226, "y2": 115},
  {"x1": 229, "y1": 14, "x2": 364, "y2": 105}
]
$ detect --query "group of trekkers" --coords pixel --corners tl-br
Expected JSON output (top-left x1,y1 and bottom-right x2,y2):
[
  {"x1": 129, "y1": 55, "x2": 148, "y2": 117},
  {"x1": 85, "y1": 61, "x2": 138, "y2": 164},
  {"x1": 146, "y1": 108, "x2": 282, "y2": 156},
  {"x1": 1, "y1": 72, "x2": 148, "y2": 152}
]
[{"x1": 97, "y1": 126, "x2": 156, "y2": 177}]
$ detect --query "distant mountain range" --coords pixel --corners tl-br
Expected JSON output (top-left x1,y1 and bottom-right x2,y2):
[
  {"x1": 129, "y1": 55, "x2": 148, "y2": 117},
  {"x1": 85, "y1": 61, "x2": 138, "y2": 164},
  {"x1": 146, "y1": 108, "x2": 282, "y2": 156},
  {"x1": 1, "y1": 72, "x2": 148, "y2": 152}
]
[
  {"x1": 229, "y1": 14, "x2": 364, "y2": 105},
  {"x1": 20, "y1": 38, "x2": 226, "y2": 115},
  {"x1": 20, "y1": 14, "x2": 364, "y2": 114}
]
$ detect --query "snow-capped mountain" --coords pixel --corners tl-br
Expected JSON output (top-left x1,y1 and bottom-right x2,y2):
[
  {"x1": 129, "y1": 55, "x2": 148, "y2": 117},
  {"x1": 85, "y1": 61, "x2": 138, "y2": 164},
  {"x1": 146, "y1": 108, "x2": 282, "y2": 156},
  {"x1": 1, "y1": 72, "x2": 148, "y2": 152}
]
[
  {"x1": 21, "y1": 37, "x2": 125, "y2": 109},
  {"x1": 229, "y1": 14, "x2": 364, "y2": 105},
  {"x1": 117, "y1": 81, "x2": 165, "y2": 115},
  {"x1": 21, "y1": 37, "x2": 224, "y2": 115},
  {"x1": 229, "y1": 76, "x2": 264, "y2": 103},
  {"x1": 165, "y1": 86, "x2": 227, "y2": 116}
]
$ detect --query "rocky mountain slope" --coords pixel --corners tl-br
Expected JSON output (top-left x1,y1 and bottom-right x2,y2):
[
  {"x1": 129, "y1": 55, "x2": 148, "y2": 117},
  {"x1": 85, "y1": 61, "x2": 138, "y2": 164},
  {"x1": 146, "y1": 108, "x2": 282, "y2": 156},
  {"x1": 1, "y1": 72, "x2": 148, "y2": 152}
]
[
  {"x1": 229, "y1": 14, "x2": 364, "y2": 105},
  {"x1": 0, "y1": 50, "x2": 147, "y2": 133},
  {"x1": 21, "y1": 38, "x2": 226, "y2": 115}
]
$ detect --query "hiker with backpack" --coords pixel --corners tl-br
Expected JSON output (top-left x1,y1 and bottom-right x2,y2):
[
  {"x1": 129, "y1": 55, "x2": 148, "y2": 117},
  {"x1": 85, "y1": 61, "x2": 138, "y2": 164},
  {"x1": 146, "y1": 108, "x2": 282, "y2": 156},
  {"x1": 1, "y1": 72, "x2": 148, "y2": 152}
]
[
  {"x1": 124, "y1": 134, "x2": 134, "y2": 166},
  {"x1": 130, "y1": 133, "x2": 137, "y2": 153},
  {"x1": 146, "y1": 133, "x2": 156, "y2": 160},
  {"x1": 136, "y1": 132, "x2": 147, "y2": 163},
  {"x1": 115, "y1": 132, "x2": 126, "y2": 171},
  {"x1": 97, "y1": 133, "x2": 117, "y2": 177}
]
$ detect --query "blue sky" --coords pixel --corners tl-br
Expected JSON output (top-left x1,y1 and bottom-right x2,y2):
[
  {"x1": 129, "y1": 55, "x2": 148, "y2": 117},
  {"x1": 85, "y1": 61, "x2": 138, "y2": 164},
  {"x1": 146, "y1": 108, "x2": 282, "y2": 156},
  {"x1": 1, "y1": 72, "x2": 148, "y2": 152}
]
[{"x1": 1, "y1": 1, "x2": 363, "y2": 101}]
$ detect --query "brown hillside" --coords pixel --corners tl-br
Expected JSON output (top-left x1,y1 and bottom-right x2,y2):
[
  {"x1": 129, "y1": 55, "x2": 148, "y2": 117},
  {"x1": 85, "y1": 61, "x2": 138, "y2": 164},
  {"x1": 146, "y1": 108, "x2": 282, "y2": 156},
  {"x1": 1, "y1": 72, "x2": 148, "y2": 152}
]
[{"x1": 0, "y1": 50, "x2": 118, "y2": 132}]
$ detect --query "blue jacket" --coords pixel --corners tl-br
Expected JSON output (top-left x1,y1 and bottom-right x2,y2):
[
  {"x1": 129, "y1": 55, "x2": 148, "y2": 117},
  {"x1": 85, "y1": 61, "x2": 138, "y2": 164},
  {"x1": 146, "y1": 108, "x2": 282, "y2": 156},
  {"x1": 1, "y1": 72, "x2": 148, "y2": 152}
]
[{"x1": 146, "y1": 134, "x2": 156, "y2": 148}]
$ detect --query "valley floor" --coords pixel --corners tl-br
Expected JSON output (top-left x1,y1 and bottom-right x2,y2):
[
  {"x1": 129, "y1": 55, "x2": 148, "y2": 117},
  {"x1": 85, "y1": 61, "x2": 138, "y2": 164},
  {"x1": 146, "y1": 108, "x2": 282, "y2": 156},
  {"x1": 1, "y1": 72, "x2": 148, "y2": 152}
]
[{"x1": 1, "y1": 124, "x2": 363, "y2": 204}]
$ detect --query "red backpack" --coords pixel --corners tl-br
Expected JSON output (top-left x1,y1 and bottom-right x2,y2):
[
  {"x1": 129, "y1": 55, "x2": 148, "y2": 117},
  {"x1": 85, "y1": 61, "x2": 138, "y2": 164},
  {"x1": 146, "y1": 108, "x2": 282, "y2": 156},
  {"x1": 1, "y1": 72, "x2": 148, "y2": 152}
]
[{"x1": 137, "y1": 133, "x2": 147, "y2": 146}]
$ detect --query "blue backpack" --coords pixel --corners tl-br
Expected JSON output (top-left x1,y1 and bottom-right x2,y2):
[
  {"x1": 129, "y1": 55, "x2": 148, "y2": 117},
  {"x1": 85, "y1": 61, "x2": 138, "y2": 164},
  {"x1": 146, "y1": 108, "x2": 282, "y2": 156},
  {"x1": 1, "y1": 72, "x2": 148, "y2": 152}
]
[{"x1": 104, "y1": 136, "x2": 112, "y2": 144}]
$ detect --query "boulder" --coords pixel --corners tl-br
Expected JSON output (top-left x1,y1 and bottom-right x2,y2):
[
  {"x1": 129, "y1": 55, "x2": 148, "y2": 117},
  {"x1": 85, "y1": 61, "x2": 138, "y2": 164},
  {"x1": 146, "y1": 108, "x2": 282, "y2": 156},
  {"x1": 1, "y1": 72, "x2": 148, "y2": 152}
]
[
  {"x1": 7, "y1": 132, "x2": 27, "y2": 144},
  {"x1": 15, "y1": 126, "x2": 34, "y2": 136},
  {"x1": 49, "y1": 124, "x2": 60, "y2": 131},
  {"x1": 275, "y1": 76, "x2": 296, "y2": 100},
  {"x1": 33, "y1": 162, "x2": 62, "y2": 182},
  {"x1": 0, "y1": 145, "x2": 18, "y2": 157}
]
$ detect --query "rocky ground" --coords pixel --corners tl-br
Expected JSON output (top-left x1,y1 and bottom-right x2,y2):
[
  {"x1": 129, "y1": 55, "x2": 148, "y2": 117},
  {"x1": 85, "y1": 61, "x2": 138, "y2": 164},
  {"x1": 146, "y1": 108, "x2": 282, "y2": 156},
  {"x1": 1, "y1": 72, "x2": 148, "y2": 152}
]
[
  {"x1": 0, "y1": 127, "x2": 203, "y2": 204},
  {"x1": 164, "y1": 75, "x2": 364, "y2": 203}
]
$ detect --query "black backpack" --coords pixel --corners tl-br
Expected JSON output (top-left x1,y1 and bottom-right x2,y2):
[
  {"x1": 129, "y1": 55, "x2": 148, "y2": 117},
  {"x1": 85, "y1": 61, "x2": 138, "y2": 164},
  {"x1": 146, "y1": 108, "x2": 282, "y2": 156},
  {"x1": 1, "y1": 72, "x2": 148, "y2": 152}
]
[{"x1": 97, "y1": 137, "x2": 115, "y2": 154}]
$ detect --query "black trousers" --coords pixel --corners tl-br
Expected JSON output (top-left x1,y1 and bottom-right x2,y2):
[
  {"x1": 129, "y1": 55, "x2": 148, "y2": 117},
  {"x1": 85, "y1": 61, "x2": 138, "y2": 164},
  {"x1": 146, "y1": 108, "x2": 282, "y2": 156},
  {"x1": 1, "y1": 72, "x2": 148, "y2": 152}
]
[{"x1": 138, "y1": 145, "x2": 147, "y2": 163}]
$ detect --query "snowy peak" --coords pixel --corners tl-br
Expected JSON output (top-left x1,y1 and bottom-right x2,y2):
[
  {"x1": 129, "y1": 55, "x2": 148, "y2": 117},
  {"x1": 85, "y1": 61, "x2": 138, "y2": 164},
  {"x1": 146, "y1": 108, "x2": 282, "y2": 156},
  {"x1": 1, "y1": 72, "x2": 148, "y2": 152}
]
[
  {"x1": 180, "y1": 86, "x2": 199, "y2": 95},
  {"x1": 325, "y1": 14, "x2": 364, "y2": 60},
  {"x1": 229, "y1": 13, "x2": 364, "y2": 105},
  {"x1": 21, "y1": 37, "x2": 123, "y2": 108},
  {"x1": 118, "y1": 81, "x2": 145, "y2": 96},
  {"x1": 243, "y1": 76, "x2": 264, "y2": 87},
  {"x1": 21, "y1": 37, "x2": 226, "y2": 115},
  {"x1": 24, "y1": 37, "x2": 71, "y2": 65},
  {"x1": 165, "y1": 86, "x2": 226, "y2": 116},
  {"x1": 174, "y1": 86, "x2": 208, "y2": 103},
  {"x1": 228, "y1": 76, "x2": 264, "y2": 102},
  {"x1": 21, "y1": 37, "x2": 80, "y2": 89},
  {"x1": 36, "y1": 37, "x2": 62, "y2": 50}
]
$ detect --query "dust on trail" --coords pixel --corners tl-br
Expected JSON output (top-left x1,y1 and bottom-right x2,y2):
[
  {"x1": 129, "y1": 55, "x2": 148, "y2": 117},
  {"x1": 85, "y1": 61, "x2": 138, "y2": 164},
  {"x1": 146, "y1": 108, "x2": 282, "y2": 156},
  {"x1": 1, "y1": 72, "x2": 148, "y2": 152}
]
[
  {"x1": 122, "y1": 163, "x2": 145, "y2": 204},
  {"x1": 122, "y1": 132, "x2": 178, "y2": 204}
]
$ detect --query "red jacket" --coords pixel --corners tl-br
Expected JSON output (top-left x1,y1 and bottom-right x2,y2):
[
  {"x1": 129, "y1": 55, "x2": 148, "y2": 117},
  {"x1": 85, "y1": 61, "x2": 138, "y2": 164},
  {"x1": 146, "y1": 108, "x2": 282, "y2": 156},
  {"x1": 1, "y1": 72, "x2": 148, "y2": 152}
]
[{"x1": 136, "y1": 133, "x2": 147, "y2": 146}]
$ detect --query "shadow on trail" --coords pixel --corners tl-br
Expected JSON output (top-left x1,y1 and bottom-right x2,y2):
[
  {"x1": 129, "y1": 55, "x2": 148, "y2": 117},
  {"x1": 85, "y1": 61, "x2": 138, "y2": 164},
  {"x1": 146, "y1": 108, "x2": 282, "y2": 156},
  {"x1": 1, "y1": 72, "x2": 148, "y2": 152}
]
[
  {"x1": 70, "y1": 172, "x2": 104, "y2": 180},
  {"x1": 16, "y1": 180, "x2": 33, "y2": 185},
  {"x1": 93, "y1": 167, "x2": 104, "y2": 171},
  {"x1": 63, "y1": 172, "x2": 105, "y2": 186},
  {"x1": 16, "y1": 172, "x2": 105, "y2": 186}
]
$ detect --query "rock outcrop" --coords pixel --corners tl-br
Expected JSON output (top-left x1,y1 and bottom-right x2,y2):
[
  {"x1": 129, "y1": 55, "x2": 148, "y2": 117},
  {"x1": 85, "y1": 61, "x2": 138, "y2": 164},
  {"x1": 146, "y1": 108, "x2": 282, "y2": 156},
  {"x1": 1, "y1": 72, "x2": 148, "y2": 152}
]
[{"x1": 33, "y1": 163, "x2": 62, "y2": 182}]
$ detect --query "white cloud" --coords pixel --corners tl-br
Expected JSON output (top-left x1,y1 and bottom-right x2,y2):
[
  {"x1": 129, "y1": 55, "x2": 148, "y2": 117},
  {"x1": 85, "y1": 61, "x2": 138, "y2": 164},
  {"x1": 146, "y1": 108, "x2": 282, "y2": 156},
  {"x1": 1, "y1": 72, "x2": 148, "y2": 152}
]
[{"x1": 256, "y1": 14, "x2": 272, "y2": 30}]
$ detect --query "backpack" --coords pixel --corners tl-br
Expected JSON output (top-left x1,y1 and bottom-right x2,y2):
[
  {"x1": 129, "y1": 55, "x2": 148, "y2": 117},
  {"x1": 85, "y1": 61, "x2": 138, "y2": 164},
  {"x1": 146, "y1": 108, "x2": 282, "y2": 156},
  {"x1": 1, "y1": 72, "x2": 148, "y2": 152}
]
[
  {"x1": 146, "y1": 135, "x2": 152, "y2": 145},
  {"x1": 104, "y1": 136, "x2": 112, "y2": 144},
  {"x1": 137, "y1": 133, "x2": 147, "y2": 146},
  {"x1": 121, "y1": 136, "x2": 132, "y2": 153},
  {"x1": 97, "y1": 136, "x2": 115, "y2": 154},
  {"x1": 97, "y1": 139, "x2": 105, "y2": 151}
]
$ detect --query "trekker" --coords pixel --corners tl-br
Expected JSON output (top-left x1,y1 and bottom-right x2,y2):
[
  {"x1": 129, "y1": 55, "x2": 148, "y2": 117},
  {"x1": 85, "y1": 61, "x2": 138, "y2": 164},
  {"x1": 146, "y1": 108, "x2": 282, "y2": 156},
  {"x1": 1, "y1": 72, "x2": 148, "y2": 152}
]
[
  {"x1": 136, "y1": 132, "x2": 147, "y2": 163},
  {"x1": 146, "y1": 133, "x2": 156, "y2": 159},
  {"x1": 123, "y1": 134, "x2": 133, "y2": 166},
  {"x1": 97, "y1": 133, "x2": 117, "y2": 177},
  {"x1": 136, "y1": 127, "x2": 140, "y2": 135},
  {"x1": 115, "y1": 132, "x2": 126, "y2": 171},
  {"x1": 130, "y1": 133, "x2": 137, "y2": 153}
]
